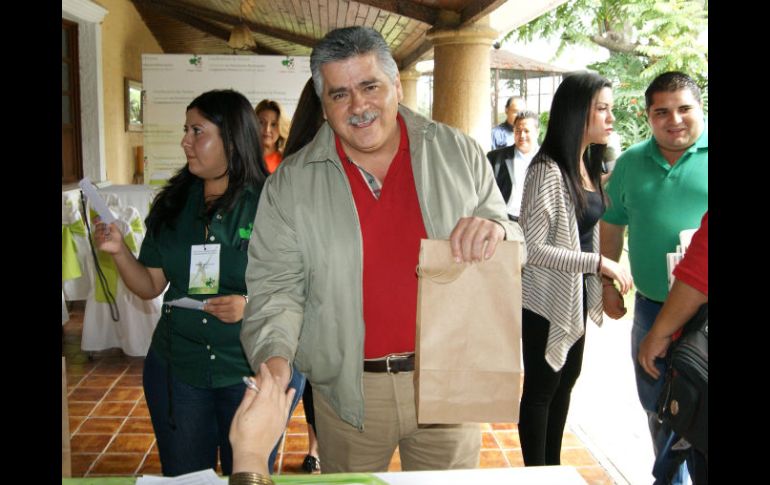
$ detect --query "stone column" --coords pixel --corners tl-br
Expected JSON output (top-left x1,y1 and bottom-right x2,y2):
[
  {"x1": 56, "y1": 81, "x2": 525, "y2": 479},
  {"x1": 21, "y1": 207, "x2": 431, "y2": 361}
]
[
  {"x1": 399, "y1": 67, "x2": 421, "y2": 111},
  {"x1": 426, "y1": 16, "x2": 497, "y2": 152}
]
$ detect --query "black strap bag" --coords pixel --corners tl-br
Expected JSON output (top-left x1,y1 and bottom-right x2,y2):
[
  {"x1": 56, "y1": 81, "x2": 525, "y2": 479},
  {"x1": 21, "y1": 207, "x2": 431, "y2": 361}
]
[{"x1": 657, "y1": 303, "x2": 708, "y2": 455}]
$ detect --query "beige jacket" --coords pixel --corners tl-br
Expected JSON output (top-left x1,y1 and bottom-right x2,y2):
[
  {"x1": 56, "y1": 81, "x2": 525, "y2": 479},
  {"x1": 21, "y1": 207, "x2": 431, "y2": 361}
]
[{"x1": 241, "y1": 105, "x2": 525, "y2": 429}]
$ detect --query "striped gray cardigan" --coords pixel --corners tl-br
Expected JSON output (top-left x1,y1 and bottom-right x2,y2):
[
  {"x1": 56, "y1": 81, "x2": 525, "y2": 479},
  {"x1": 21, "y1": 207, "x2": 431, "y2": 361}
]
[{"x1": 519, "y1": 155, "x2": 603, "y2": 371}]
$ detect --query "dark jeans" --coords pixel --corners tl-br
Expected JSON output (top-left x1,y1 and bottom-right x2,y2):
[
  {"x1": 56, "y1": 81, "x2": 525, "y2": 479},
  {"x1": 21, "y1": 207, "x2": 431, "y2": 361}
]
[
  {"x1": 143, "y1": 348, "x2": 305, "y2": 476},
  {"x1": 632, "y1": 293, "x2": 692, "y2": 484},
  {"x1": 518, "y1": 308, "x2": 586, "y2": 466},
  {"x1": 653, "y1": 431, "x2": 708, "y2": 485}
]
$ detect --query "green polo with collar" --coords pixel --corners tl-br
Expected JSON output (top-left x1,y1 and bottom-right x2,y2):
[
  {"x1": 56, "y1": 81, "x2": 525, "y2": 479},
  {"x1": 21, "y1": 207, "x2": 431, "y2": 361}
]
[
  {"x1": 139, "y1": 179, "x2": 260, "y2": 388},
  {"x1": 603, "y1": 123, "x2": 708, "y2": 302}
]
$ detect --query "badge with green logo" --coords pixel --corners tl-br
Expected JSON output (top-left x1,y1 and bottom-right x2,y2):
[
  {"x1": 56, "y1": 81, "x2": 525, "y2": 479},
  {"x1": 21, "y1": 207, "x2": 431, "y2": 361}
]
[{"x1": 189, "y1": 244, "x2": 220, "y2": 294}]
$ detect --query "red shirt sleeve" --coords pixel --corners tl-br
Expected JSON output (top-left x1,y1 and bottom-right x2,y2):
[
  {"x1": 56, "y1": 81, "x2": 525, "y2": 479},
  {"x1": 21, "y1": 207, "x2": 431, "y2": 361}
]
[{"x1": 673, "y1": 212, "x2": 708, "y2": 296}]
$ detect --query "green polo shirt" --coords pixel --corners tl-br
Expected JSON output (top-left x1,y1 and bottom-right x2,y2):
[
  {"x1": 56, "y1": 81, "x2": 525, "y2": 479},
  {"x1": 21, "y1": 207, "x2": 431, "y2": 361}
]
[
  {"x1": 603, "y1": 124, "x2": 708, "y2": 302},
  {"x1": 139, "y1": 180, "x2": 260, "y2": 388}
]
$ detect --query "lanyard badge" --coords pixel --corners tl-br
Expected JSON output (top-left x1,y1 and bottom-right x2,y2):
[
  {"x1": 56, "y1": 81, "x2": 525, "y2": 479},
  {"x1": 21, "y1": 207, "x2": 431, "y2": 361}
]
[{"x1": 189, "y1": 244, "x2": 221, "y2": 294}]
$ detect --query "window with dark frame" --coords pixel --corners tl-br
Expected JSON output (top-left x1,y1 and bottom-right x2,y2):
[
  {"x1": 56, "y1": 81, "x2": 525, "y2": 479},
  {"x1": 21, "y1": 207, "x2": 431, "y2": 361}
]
[{"x1": 62, "y1": 19, "x2": 83, "y2": 185}]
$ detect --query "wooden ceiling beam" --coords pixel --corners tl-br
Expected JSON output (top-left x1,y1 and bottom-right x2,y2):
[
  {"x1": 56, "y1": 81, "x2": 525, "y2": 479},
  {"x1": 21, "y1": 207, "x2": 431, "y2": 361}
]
[
  {"x1": 459, "y1": 0, "x2": 508, "y2": 28},
  {"x1": 140, "y1": 4, "x2": 281, "y2": 55},
  {"x1": 132, "y1": 0, "x2": 318, "y2": 49},
  {"x1": 398, "y1": 40, "x2": 433, "y2": 71},
  {"x1": 353, "y1": 1, "x2": 439, "y2": 26}
]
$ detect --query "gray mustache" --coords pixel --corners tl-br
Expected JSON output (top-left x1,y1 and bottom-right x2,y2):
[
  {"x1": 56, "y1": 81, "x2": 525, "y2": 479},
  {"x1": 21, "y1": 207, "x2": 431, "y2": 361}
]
[{"x1": 348, "y1": 111, "x2": 378, "y2": 125}]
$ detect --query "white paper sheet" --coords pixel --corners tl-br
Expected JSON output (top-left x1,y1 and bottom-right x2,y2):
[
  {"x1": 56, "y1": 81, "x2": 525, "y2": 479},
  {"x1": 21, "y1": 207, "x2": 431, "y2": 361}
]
[
  {"x1": 137, "y1": 468, "x2": 226, "y2": 484},
  {"x1": 164, "y1": 297, "x2": 207, "y2": 311},
  {"x1": 78, "y1": 177, "x2": 117, "y2": 224}
]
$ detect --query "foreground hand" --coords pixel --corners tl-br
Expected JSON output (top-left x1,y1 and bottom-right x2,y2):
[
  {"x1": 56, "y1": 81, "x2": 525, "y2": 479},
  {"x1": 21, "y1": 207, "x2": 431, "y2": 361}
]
[
  {"x1": 602, "y1": 285, "x2": 627, "y2": 319},
  {"x1": 203, "y1": 295, "x2": 247, "y2": 323},
  {"x1": 600, "y1": 257, "x2": 633, "y2": 294},
  {"x1": 252, "y1": 356, "x2": 291, "y2": 393},
  {"x1": 638, "y1": 333, "x2": 671, "y2": 380},
  {"x1": 230, "y1": 362, "x2": 297, "y2": 474},
  {"x1": 93, "y1": 221, "x2": 125, "y2": 255},
  {"x1": 449, "y1": 217, "x2": 505, "y2": 263}
]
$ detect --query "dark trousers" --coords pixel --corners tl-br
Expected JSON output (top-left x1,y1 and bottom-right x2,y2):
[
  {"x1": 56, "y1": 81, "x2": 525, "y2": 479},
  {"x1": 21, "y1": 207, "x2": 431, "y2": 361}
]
[
  {"x1": 518, "y1": 308, "x2": 586, "y2": 466},
  {"x1": 143, "y1": 348, "x2": 244, "y2": 476},
  {"x1": 144, "y1": 348, "x2": 305, "y2": 476},
  {"x1": 653, "y1": 430, "x2": 708, "y2": 485}
]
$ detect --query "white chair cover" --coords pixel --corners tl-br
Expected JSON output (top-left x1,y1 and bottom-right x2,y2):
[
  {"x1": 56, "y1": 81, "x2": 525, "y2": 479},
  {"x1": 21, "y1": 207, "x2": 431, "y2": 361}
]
[
  {"x1": 81, "y1": 204, "x2": 163, "y2": 357},
  {"x1": 62, "y1": 291, "x2": 69, "y2": 326},
  {"x1": 62, "y1": 191, "x2": 92, "y2": 301}
]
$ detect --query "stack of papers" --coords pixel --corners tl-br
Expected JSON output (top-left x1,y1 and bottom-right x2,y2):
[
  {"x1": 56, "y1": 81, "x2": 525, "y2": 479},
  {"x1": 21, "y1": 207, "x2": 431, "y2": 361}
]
[{"x1": 666, "y1": 228, "x2": 699, "y2": 290}]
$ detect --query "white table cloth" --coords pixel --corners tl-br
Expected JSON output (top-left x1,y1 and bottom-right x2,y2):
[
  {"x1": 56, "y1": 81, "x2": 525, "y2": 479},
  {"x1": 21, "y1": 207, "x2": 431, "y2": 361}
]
[{"x1": 374, "y1": 466, "x2": 588, "y2": 484}]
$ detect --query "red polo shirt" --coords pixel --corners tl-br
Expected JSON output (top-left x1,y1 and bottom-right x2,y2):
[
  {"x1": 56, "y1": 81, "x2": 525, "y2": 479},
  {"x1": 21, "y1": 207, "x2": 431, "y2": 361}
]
[
  {"x1": 674, "y1": 212, "x2": 708, "y2": 296},
  {"x1": 336, "y1": 114, "x2": 427, "y2": 359}
]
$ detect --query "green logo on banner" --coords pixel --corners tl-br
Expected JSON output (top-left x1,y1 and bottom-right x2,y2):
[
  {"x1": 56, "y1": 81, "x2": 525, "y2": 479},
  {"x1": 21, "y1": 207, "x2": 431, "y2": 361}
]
[{"x1": 238, "y1": 222, "x2": 253, "y2": 240}]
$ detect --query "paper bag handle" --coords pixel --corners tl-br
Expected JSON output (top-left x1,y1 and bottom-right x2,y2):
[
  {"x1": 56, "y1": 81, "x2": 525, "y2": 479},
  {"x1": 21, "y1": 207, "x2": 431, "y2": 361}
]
[{"x1": 416, "y1": 263, "x2": 467, "y2": 284}]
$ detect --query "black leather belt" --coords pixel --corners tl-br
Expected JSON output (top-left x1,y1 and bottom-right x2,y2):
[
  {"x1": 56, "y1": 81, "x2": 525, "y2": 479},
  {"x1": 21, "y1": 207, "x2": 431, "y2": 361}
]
[
  {"x1": 363, "y1": 354, "x2": 415, "y2": 374},
  {"x1": 637, "y1": 292, "x2": 664, "y2": 305}
]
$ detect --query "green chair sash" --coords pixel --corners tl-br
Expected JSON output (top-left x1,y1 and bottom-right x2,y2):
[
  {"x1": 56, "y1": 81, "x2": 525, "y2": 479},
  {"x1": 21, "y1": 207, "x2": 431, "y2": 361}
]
[
  {"x1": 94, "y1": 219, "x2": 144, "y2": 303},
  {"x1": 61, "y1": 219, "x2": 87, "y2": 281}
]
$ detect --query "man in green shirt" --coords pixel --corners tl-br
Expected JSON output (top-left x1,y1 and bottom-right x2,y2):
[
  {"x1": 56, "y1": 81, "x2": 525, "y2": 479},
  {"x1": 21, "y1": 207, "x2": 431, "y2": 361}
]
[{"x1": 601, "y1": 72, "x2": 708, "y2": 485}]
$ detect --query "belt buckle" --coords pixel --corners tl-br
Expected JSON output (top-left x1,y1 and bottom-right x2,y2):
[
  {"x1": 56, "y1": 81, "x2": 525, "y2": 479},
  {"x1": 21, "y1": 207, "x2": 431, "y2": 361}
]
[
  {"x1": 386, "y1": 354, "x2": 404, "y2": 374},
  {"x1": 386, "y1": 354, "x2": 396, "y2": 374},
  {"x1": 385, "y1": 354, "x2": 409, "y2": 374}
]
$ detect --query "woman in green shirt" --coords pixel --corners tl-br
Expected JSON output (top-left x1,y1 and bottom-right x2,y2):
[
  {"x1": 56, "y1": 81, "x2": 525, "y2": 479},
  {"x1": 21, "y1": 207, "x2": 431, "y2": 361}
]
[{"x1": 94, "y1": 89, "x2": 304, "y2": 476}]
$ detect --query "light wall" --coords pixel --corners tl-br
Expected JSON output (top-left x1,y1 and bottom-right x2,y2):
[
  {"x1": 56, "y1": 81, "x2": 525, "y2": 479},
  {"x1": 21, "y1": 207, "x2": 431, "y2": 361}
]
[{"x1": 98, "y1": 0, "x2": 163, "y2": 184}]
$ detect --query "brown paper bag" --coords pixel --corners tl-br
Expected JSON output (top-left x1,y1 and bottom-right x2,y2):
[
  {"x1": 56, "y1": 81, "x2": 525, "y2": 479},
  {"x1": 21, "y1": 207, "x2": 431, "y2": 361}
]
[{"x1": 415, "y1": 239, "x2": 522, "y2": 424}]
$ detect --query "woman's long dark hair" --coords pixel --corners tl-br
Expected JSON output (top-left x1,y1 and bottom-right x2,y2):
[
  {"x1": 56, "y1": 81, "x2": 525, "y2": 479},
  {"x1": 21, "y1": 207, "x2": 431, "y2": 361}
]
[
  {"x1": 535, "y1": 71, "x2": 611, "y2": 215},
  {"x1": 283, "y1": 78, "x2": 325, "y2": 158},
  {"x1": 145, "y1": 89, "x2": 268, "y2": 236}
]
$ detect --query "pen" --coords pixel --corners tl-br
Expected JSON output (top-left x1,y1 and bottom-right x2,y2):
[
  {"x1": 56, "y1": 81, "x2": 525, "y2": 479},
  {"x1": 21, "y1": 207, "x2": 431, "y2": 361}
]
[{"x1": 242, "y1": 376, "x2": 260, "y2": 392}]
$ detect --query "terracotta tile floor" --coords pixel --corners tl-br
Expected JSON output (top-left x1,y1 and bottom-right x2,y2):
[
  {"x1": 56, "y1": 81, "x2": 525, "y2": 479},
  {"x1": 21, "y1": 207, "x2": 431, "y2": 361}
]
[{"x1": 63, "y1": 302, "x2": 616, "y2": 483}]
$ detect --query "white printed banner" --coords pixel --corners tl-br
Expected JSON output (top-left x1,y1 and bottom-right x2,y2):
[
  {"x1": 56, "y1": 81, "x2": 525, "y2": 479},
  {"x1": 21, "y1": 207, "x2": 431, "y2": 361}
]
[{"x1": 142, "y1": 54, "x2": 311, "y2": 185}]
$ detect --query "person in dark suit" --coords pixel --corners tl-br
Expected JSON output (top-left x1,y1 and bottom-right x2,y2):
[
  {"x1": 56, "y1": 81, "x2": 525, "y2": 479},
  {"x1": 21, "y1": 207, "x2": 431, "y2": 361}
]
[{"x1": 486, "y1": 110, "x2": 540, "y2": 221}]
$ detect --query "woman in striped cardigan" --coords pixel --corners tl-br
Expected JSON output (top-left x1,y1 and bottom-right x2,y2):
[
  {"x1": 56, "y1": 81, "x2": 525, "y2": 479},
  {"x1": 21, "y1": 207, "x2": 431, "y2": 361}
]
[{"x1": 517, "y1": 72, "x2": 633, "y2": 466}]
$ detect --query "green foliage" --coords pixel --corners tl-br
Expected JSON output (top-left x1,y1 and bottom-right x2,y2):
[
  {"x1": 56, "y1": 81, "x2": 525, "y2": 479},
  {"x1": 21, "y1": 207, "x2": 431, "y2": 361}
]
[
  {"x1": 508, "y1": 0, "x2": 708, "y2": 73},
  {"x1": 612, "y1": 92, "x2": 652, "y2": 149},
  {"x1": 630, "y1": 0, "x2": 708, "y2": 82},
  {"x1": 507, "y1": 0, "x2": 598, "y2": 54},
  {"x1": 588, "y1": 52, "x2": 644, "y2": 86},
  {"x1": 506, "y1": 0, "x2": 708, "y2": 148},
  {"x1": 587, "y1": 53, "x2": 649, "y2": 147}
]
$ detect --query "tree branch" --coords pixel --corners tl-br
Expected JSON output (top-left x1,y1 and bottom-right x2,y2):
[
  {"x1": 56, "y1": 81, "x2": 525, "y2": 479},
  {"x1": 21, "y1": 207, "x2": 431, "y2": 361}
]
[{"x1": 589, "y1": 32, "x2": 638, "y2": 55}]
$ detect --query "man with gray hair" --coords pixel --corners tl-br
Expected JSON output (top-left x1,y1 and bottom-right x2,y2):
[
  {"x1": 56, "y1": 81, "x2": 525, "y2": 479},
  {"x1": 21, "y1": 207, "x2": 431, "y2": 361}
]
[{"x1": 241, "y1": 26, "x2": 524, "y2": 473}]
